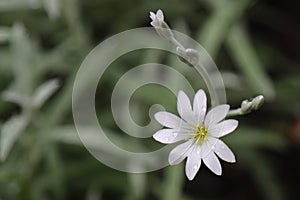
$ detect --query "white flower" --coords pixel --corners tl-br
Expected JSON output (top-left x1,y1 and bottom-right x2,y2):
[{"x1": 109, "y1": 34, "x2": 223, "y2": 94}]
[
  {"x1": 153, "y1": 89, "x2": 238, "y2": 180},
  {"x1": 149, "y1": 9, "x2": 164, "y2": 28},
  {"x1": 149, "y1": 9, "x2": 173, "y2": 40}
]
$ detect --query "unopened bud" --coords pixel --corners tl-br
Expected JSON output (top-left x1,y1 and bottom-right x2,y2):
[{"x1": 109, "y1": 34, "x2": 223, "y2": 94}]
[
  {"x1": 252, "y1": 95, "x2": 264, "y2": 110},
  {"x1": 185, "y1": 48, "x2": 200, "y2": 66},
  {"x1": 241, "y1": 100, "x2": 252, "y2": 114}
]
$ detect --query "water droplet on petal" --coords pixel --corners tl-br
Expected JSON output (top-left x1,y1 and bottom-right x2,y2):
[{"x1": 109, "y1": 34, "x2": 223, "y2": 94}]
[
  {"x1": 172, "y1": 133, "x2": 177, "y2": 137},
  {"x1": 201, "y1": 106, "x2": 206, "y2": 112},
  {"x1": 221, "y1": 145, "x2": 225, "y2": 149},
  {"x1": 196, "y1": 150, "x2": 200, "y2": 154},
  {"x1": 211, "y1": 145, "x2": 215, "y2": 150},
  {"x1": 165, "y1": 137, "x2": 169, "y2": 142},
  {"x1": 193, "y1": 164, "x2": 198, "y2": 170}
]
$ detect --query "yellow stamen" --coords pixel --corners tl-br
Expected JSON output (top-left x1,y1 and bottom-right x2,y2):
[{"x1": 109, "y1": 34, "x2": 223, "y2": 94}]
[{"x1": 194, "y1": 125, "x2": 208, "y2": 145}]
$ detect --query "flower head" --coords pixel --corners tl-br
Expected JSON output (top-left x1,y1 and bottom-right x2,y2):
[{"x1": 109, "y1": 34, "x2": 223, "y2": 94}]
[
  {"x1": 153, "y1": 89, "x2": 238, "y2": 180},
  {"x1": 149, "y1": 9, "x2": 173, "y2": 40},
  {"x1": 150, "y1": 9, "x2": 164, "y2": 27}
]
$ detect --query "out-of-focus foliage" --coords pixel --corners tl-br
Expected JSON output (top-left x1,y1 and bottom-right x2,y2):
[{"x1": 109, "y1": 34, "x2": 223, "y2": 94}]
[{"x1": 0, "y1": 0, "x2": 299, "y2": 199}]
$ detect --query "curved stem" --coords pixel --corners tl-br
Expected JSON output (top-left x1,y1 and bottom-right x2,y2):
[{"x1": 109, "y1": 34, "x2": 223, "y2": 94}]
[
  {"x1": 170, "y1": 35, "x2": 220, "y2": 106},
  {"x1": 194, "y1": 62, "x2": 220, "y2": 107},
  {"x1": 170, "y1": 37, "x2": 184, "y2": 50},
  {"x1": 152, "y1": 14, "x2": 222, "y2": 107}
]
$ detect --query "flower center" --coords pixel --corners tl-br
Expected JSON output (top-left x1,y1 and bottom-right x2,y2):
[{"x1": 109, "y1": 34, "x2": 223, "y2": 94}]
[{"x1": 194, "y1": 125, "x2": 208, "y2": 145}]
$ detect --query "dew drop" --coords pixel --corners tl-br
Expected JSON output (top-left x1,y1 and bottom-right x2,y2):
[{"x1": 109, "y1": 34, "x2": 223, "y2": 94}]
[
  {"x1": 201, "y1": 106, "x2": 206, "y2": 112},
  {"x1": 221, "y1": 145, "x2": 225, "y2": 149},
  {"x1": 211, "y1": 145, "x2": 215, "y2": 150},
  {"x1": 193, "y1": 164, "x2": 198, "y2": 170},
  {"x1": 196, "y1": 150, "x2": 200, "y2": 154},
  {"x1": 165, "y1": 137, "x2": 169, "y2": 142},
  {"x1": 216, "y1": 151, "x2": 219, "y2": 155},
  {"x1": 172, "y1": 133, "x2": 177, "y2": 137}
]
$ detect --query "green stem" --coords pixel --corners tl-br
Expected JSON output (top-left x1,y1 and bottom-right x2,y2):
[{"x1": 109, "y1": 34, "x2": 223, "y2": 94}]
[
  {"x1": 194, "y1": 62, "x2": 220, "y2": 107},
  {"x1": 227, "y1": 108, "x2": 242, "y2": 117},
  {"x1": 162, "y1": 164, "x2": 184, "y2": 200}
]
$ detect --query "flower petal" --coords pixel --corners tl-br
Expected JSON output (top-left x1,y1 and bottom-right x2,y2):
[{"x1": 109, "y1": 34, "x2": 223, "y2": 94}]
[
  {"x1": 209, "y1": 119, "x2": 238, "y2": 138},
  {"x1": 214, "y1": 139, "x2": 235, "y2": 163},
  {"x1": 193, "y1": 89, "x2": 206, "y2": 124},
  {"x1": 200, "y1": 140, "x2": 214, "y2": 158},
  {"x1": 149, "y1": 12, "x2": 155, "y2": 20},
  {"x1": 156, "y1": 9, "x2": 164, "y2": 21},
  {"x1": 177, "y1": 91, "x2": 197, "y2": 125},
  {"x1": 155, "y1": 111, "x2": 188, "y2": 129},
  {"x1": 153, "y1": 129, "x2": 185, "y2": 144},
  {"x1": 203, "y1": 152, "x2": 222, "y2": 175},
  {"x1": 168, "y1": 139, "x2": 193, "y2": 165},
  {"x1": 204, "y1": 105, "x2": 230, "y2": 128},
  {"x1": 185, "y1": 145, "x2": 202, "y2": 180}
]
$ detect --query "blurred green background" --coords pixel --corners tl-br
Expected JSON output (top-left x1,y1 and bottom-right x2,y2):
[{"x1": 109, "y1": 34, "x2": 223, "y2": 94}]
[{"x1": 0, "y1": 0, "x2": 300, "y2": 199}]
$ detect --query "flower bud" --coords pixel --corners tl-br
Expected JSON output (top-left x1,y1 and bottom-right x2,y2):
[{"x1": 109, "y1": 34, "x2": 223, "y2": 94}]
[
  {"x1": 252, "y1": 95, "x2": 264, "y2": 110},
  {"x1": 241, "y1": 100, "x2": 252, "y2": 114},
  {"x1": 185, "y1": 48, "x2": 200, "y2": 66}
]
